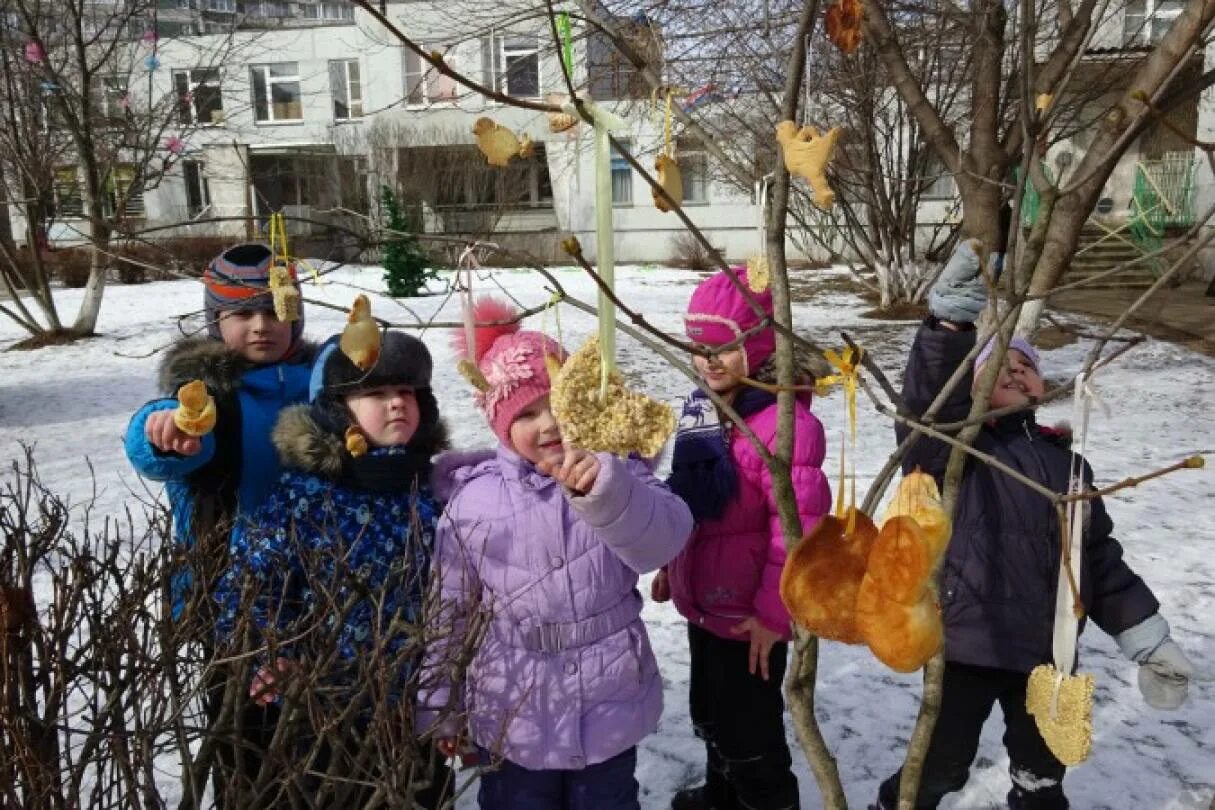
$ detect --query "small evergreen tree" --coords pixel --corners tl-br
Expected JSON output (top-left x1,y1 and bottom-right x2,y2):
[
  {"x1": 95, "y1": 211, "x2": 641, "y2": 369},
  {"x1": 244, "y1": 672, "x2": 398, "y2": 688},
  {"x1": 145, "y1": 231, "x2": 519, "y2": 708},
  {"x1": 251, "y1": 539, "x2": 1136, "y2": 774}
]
[{"x1": 381, "y1": 186, "x2": 434, "y2": 297}]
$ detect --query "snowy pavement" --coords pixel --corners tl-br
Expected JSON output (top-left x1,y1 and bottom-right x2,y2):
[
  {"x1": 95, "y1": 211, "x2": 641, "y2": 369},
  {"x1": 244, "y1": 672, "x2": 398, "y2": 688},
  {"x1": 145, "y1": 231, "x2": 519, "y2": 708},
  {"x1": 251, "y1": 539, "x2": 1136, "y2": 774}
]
[{"x1": 1, "y1": 265, "x2": 1211, "y2": 809}]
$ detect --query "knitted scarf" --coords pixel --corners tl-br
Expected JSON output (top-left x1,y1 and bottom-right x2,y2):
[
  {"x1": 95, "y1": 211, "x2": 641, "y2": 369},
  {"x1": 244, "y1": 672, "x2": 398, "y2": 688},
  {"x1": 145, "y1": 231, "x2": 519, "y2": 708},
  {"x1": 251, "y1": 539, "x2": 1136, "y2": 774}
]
[{"x1": 667, "y1": 386, "x2": 775, "y2": 521}]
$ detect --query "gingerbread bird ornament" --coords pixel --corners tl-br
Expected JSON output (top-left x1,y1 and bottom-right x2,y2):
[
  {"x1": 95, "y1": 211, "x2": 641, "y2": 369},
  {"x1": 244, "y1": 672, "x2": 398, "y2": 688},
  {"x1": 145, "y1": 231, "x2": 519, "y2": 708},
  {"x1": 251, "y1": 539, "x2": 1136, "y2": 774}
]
[{"x1": 775, "y1": 120, "x2": 842, "y2": 209}]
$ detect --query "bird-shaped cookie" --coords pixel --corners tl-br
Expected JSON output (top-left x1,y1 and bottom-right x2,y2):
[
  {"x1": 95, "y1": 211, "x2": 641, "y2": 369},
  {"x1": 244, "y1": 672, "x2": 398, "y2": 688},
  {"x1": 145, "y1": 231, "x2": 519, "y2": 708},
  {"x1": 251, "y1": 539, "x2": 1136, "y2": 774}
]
[
  {"x1": 780, "y1": 508, "x2": 878, "y2": 644},
  {"x1": 340, "y1": 295, "x2": 381, "y2": 372},
  {"x1": 473, "y1": 117, "x2": 534, "y2": 167},
  {"x1": 173, "y1": 379, "x2": 217, "y2": 437},
  {"x1": 775, "y1": 121, "x2": 842, "y2": 209},
  {"x1": 268, "y1": 264, "x2": 300, "y2": 324},
  {"x1": 652, "y1": 153, "x2": 684, "y2": 213}
]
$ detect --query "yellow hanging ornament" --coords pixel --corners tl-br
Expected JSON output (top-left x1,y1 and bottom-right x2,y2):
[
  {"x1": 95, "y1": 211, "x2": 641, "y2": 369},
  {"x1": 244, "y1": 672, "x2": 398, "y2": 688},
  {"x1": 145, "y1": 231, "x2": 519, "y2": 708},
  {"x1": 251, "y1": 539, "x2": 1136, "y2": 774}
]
[
  {"x1": 473, "y1": 117, "x2": 531, "y2": 167},
  {"x1": 344, "y1": 426, "x2": 369, "y2": 457},
  {"x1": 775, "y1": 120, "x2": 842, "y2": 209},
  {"x1": 745, "y1": 256, "x2": 770, "y2": 293},
  {"x1": 653, "y1": 153, "x2": 684, "y2": 212},
  {"x1": 340, "y1": 295, "x2": 381, "y2": 372},
  {"x1": 1026, "y1": 666, "x2": 1094, "y2": 766},
  {"x1": 267, "y1": 212, "x2": 300, "y2": 323},
  {"x1": 173, "y1": 379, "x2": 217, "y2": 437},
  {"x1": 550, "y1": 337, "x2": 675, "y2": 458}
]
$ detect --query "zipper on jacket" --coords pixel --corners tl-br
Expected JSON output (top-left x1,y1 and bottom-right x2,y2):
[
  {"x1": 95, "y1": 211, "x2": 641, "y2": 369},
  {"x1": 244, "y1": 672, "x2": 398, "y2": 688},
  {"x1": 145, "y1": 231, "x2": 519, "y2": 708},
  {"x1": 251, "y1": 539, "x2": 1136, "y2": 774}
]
[{"x1": 1023, "y1": 420, "x2": 1035, "y2": 443}]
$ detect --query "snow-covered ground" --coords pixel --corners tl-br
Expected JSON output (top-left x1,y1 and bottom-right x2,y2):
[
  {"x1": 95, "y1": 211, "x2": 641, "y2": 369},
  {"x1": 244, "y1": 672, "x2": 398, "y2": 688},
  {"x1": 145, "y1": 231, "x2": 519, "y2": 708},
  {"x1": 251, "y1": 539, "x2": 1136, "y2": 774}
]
[{"x1": 1, "y1": 265, "x2": 1211, "y2": 809}]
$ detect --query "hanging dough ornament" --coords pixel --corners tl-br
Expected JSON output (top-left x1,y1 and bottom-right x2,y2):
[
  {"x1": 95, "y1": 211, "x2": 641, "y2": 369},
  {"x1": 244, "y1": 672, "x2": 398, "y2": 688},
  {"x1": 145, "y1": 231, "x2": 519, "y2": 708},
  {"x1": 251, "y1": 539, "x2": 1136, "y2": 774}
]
[
  {"x1": 550, "y1": 337, "x2": 676, "y2": 459},
  {"x1": 340, "y1": 295, "x2": 382, "y2": 372},
  {"x1": 775, "y1": 121, "x2": 842, "y2": 209},
  {"x1": 473, "y1": 117, "x2": 534, "y2": 167},
  {"x1": 266, "y1": 212, "x2": 300, "y2": 322},
  {"x1": 1025, "y1": 371, "x2": 1098, "y2": 766},
  {"x1": 547, "y1": 95, "x2": 580, "y2": 133},
  {"x1": 780, "y1": 508, "x2": 877, "y2": 643},
  {"x1": 652, "y1": 153, "x2": 684, "y2": 213},
  {"x1": 344, "y1": 426, "x2": 369, "y2": 458},
  {"x1": 825, "y1": 0, "x2": 864, "y2": 54},
  {"x1": 745, "y1": 256, "x2": 770, "y2": 293},
  {"x1": 855, "y1": 471, "x2": 950, "y2": 672},
  {"x1": 173, "y1": 380, "x2": 217, "y2": 437}
]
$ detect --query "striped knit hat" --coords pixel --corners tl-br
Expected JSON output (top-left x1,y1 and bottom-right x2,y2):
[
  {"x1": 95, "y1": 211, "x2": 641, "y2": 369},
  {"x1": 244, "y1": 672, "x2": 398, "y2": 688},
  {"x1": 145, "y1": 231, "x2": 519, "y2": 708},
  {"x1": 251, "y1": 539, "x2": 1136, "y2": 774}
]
[{"x1": 202, "y1": 242, "x2": 305, "y2": 342}]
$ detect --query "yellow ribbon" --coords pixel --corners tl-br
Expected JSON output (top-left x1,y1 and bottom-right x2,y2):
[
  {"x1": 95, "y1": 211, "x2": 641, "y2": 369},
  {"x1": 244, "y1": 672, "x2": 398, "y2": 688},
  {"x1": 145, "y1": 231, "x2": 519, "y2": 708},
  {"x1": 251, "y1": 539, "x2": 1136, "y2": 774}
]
[{"x1": 816, "y1": 346, "x2": 863, "y2": 531}]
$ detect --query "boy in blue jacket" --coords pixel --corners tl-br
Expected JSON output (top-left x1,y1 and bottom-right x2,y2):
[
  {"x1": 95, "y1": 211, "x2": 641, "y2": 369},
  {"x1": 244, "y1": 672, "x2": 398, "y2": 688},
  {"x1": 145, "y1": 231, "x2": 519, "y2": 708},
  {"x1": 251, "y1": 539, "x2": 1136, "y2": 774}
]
[{"x1": 124, "y1": 242, "x2": 314, "y2": 806}]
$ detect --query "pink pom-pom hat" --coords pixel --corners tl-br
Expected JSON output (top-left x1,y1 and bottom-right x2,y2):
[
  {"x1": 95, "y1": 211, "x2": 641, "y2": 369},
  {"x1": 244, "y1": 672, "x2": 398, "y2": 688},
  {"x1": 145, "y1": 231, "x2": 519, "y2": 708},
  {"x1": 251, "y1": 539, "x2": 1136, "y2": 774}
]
[
  {"x1": 683, "y1": 267, "x2": 776, "y2": 375},
  {"x1": 455, "y1": 296, "x2": 566, "y2": 445}
]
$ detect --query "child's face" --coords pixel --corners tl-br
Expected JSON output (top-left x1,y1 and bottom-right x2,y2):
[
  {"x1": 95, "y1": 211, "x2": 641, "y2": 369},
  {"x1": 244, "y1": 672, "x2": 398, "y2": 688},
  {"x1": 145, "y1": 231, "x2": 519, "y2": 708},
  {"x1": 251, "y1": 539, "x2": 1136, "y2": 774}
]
[
  {"x1": 693, "y1": 345, "x2": 747, "y2": 395},
  {"x1": 345, "y1": 385, "x2": 419, "y2": 448},
  {"x1": 509, "y1": 394, "x2": 564, "y2": 466},
  {"x1": 985, "y1": 349, "x2": 1046, "y2": 410},
  {"x1": 217, "y1": 308, "x2": 293, "y2": 364}
]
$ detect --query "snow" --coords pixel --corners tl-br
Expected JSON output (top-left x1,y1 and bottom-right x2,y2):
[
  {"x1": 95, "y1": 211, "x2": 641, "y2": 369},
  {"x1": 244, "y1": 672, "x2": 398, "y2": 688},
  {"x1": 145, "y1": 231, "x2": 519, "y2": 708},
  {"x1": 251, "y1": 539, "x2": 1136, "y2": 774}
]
[{"x1": 1, "y1": 264, "x2": 1211, "y2": 809}]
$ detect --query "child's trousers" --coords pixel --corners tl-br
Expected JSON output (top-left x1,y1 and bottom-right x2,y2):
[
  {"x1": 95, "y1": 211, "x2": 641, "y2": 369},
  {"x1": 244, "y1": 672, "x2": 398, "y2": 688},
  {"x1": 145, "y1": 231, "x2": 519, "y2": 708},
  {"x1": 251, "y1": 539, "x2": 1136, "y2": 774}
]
[
  {"x1": 877, "y1": 662, "x2": 1068, "y2": 810},
  {"x1": 688, "y1": 622, "x2": 799, "y2": 810},
  {"x1": 476, "y1": 746, "x2": 640, "y2": 810}
]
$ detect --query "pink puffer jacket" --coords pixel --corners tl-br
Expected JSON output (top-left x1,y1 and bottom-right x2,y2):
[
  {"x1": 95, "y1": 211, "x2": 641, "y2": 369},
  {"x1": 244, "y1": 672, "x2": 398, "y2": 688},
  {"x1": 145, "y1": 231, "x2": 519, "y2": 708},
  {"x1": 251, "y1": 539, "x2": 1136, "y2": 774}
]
[{"x1": 667, "y1": 399, "x2": 831, "y2": 640}]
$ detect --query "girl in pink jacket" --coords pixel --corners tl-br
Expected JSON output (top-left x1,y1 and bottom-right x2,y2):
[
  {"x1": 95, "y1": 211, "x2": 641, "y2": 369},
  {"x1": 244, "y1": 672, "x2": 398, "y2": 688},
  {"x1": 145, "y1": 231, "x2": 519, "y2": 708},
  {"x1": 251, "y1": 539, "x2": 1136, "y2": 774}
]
[{"x1": 655, "y1": 267, "x2": 831, "y2": 810}]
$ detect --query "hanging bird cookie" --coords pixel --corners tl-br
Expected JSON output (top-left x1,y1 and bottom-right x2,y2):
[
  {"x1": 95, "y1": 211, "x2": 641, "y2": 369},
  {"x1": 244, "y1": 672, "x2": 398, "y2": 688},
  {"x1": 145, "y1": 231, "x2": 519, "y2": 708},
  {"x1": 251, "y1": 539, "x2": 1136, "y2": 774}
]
[
  {"x1": 549, "y1": 337, "x2": 675, "y2": 459},
  {"x1": 781, "y1": 508, "x2": 878, "y2": 644},
  {"x1": 473, "y1": 117, "x2": 533, "y2": 167},
  {"x1": 173, "y1": 380, "x2": 217, "y2": 437},
  {"x1": 268, "y1": 264, "x2": 300, "y2": 324},
  {"x1": 652, "y1": 153, "x2": 684, "y2": 212},
  {"x1": 775, "y1": 120, "x2": 842, "y2": 209},
  {"x1": 340, "y1": 295, "x2": 381, "y2": 371}
]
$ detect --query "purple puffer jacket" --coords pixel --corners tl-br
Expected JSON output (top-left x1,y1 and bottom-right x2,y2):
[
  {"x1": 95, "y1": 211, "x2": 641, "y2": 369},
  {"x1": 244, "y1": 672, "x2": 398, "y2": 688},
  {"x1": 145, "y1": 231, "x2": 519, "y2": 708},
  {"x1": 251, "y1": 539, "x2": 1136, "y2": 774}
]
[
  {"x1": 418, "y1": 447, "x2": 693, "y2": 772},
  {"x1": 668, "y1": 400, "x2": 831, "y2": 640}
]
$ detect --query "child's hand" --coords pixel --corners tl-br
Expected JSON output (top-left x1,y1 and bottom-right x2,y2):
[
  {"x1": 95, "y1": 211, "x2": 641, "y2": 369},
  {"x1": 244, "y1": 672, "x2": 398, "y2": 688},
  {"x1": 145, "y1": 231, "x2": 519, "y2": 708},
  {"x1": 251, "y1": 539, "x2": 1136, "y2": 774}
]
[
  {"x1": 730, "y1": 616, "x2": 783, "y2": 681},
  {"x1": 249, "y1": 657, "x2": 295, "y2": 706},
  {"x1": 538, "y1": 449, "x2": 601, "y2": 495},
  {"x1": 928, "y1": 238, "x2": 988, "y2": 324},
  {"x1": 651, "y1": 569, "x2": 671, "y2": 603},
  {"x1": 145, "y1": 409, "x2": 203, "y2": 456}
]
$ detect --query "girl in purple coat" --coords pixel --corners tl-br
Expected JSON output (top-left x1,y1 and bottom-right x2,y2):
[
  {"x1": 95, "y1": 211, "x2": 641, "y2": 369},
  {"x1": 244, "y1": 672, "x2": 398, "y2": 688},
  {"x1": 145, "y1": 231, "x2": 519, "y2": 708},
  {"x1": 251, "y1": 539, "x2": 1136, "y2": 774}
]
[
  {"x1": 655, "y1": 268, "x2": 832, "y2": 810},
  {"x1": 417, "y1": 299, "x2": 694, "y2": 810}
]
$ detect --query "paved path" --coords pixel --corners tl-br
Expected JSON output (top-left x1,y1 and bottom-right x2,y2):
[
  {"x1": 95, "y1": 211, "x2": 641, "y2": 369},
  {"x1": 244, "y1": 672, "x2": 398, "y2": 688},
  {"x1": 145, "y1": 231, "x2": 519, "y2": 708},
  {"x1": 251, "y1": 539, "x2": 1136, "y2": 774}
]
[{"x1": 1049, "y1": 279, "x2": 1215, "y2": 356}]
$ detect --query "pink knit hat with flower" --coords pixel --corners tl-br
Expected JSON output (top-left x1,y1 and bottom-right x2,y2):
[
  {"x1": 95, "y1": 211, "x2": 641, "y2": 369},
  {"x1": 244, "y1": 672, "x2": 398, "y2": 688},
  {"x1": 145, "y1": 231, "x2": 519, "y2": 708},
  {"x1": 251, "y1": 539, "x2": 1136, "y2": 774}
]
[
  {"x1": 683, "y1": 266, "x2": 776, "y2": 375},
  {"x1": 455, "y1": 297, "x2": 567, "y2": 445}
]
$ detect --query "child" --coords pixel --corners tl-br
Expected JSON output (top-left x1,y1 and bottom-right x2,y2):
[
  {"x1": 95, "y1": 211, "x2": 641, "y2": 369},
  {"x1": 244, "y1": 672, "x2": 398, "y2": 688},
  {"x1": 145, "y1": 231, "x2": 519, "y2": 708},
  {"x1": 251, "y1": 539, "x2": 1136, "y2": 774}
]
[
  {"x1": 123, "y1": 242, "x2": 313, "y2": 804},
  {"x1": 125, "y1": 242, "x2": 313, "y2": 618},
  {"x1": 871, "y1": 240, "x2": 1201, "y2": 810},
  {"x1": 656, "y1": 267, "x2": 832, "y2": 810},
  {"x1": 418, "y1": 299, "x2": 694, "y2": 810},
  {"x1": 214, "y1": 331, "x2": 452, "y2": 808}
]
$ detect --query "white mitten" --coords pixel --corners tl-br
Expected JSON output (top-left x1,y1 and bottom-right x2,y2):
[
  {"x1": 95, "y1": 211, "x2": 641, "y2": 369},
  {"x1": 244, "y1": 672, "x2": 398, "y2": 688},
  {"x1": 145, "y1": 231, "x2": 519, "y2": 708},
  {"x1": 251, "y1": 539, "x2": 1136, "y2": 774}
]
[{"x1": 1137, "y1": 638, "x2": 1196, "y2": 710}]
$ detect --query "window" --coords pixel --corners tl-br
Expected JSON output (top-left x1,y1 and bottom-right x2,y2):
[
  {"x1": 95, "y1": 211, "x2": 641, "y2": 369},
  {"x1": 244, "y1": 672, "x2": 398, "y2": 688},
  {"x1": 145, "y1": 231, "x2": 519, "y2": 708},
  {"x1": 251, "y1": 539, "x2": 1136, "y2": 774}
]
[
  {"x1": 1124, "y1": 0, "x2": 1184, "y2": 45},
  {"x1": 404, "y1": 46, "x2": 458, "y2": 105},
  {"x1": 251, "y1": 63, "x2": 302, "y2": 122},
  {"x1": 104, "y1": 165, "x2": 145, "y2": 219},
  {"x1": 206, "y1": 0, "x2": 235, "y2": 10},
  {"x1": 54, "y1": 167, "x2": 83, "y2": 218},
  {"x1": 920, "y1": 154, "x2": 957, "y2": 199},
  {"x1": 303, "y1": 2, "x2": 353, "y2": 20},
  {"x1": 173, "y1": 68, "x2": 223, "y2": 125},
  {"x1": 91, "y1": 76, "x2": 128, "y2": 124},
  {"x1": 183, "y1": 161, "x2": 211, "y2": 218},
  {"x1": 676, "y1": 139, "x2": 708, "y2": 203},
  {"x1": 610, "y1": 139, "x2": 632, "y2": 205},
  {"x1": 329, "y1": 59, "x2": 362, "y2": 120},
  {"x1": 485, "y1": 34, "x2": 540, "y2": 98}
]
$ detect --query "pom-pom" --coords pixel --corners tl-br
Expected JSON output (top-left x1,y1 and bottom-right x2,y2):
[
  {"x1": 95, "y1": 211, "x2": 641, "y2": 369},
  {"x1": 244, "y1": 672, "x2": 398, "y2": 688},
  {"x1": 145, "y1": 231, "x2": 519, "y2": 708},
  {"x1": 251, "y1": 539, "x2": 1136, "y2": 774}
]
[{"x1": 454, "y1": 296, "x2": 522, "y2": 364}]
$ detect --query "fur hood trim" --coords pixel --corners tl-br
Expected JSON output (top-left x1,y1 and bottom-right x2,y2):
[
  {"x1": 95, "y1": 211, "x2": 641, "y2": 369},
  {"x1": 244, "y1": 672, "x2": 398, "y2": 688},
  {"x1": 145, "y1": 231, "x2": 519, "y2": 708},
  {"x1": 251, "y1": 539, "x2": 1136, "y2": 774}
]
[
  {"x1": 273, "y1": 404, "x2": 453, "y2": 480},
  {"x1": 158, "y1": 338, "x2": 318, "y2": 397},
  {"x1": 431, "y1": 449, "x2": 497, "y2": 501}
]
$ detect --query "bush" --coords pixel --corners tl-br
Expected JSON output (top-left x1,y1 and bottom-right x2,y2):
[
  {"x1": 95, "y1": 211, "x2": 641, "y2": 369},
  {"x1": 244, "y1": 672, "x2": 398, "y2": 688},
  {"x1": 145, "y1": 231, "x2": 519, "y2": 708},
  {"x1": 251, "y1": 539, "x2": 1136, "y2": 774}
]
[
  {"x1": 381, "y1": 186, "x2": 436, "y2": 297},
  {"x1": 670, "y1": 231, "x2": 718, "y2": 273},
  {"x1": 51, "y1": 249, "x2": 92, "y2": 288}
]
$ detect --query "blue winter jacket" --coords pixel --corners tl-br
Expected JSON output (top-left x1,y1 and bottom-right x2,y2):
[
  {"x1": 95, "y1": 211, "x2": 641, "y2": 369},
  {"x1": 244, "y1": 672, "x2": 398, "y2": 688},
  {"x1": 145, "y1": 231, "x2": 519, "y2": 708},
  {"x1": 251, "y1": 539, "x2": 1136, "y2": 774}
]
[
  {"x1": 898, "y1": 318, "x2": 1159, "y2": 672},
  {"x1": 214, "y1": 404, "x2": 447, "y2": 692},
  {"x1": 123, "y1": 338, "x2": 314, "y2": 619}
]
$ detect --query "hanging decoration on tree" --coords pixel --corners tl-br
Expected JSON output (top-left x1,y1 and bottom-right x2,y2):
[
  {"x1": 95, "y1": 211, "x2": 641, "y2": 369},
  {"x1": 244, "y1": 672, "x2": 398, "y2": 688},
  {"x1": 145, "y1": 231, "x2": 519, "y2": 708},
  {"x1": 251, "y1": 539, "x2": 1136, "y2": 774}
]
[
  {"x1": 141, "y1": 29, "x2": 159, "y2": 45},
  {"x1": 473, "y1": 117, "x2": 535, "y2": 167},
  {"x1": 547, "y1": 96, "x2": 580, "y2": 134},
  {"x1": 24, "y1": 41, "x2": 46, "y2": 63},
  {"x1": 775, "y1": 120, "x2": 841, "y2": 209},
  {"x1": 173, "y1": 380, "x2": 217, "y2": 437},
  {"x1": 1025, "y1": 372, "x2": 1098, "y2": 766},
  {"x1": 266, "y1": 211, "x2": 301, "y2": 323},
  {"x1": 340, "y1": 294, "x2": 382, "y2": 372},
  {"x1": 825, "y1": 0, "x2": 864, "y2": 54},
  {"x1": 144, "y1": 54, "x2": 160, "y2": 72},
  {"x1": 651, "y1": 88, "x2": 683, "y2": 213},
  {"x1": 746, "y1": 174, "x2": 773, "y2": 294},
  {"x1": 164, "y1": 135, "x2": 185, "y2": 155}
]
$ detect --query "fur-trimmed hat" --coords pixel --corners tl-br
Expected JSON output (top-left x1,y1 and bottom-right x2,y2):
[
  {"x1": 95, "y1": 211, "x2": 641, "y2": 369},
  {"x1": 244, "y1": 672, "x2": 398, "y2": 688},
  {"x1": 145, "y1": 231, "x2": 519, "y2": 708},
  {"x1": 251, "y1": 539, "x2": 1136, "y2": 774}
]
[
  {"x1": 203, "y1": 242, "x2": 304, "y2": 343},
  {"x1": 683, "y1": 267, "x2": 775, "y2": 376},
  {"x1": 454, "y1": 297, "x2": 566, "y2": 446}
]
